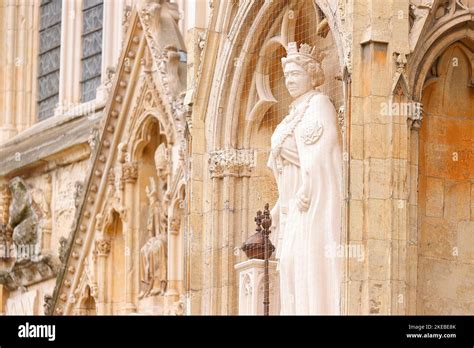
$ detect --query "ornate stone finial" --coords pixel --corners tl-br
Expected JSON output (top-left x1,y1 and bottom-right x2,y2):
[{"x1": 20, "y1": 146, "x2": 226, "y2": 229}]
[{"x1": 286, "y1": 42, "x2": 326, "y2": 64}]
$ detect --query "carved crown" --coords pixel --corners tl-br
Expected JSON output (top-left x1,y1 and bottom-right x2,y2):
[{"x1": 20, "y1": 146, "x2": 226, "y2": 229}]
[{"x1": 286, "y1": 42, "x2": 326, "y2": 64}]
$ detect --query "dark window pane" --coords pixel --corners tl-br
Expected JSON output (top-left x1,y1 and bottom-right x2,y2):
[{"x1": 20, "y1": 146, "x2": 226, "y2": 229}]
[
  {"x1": 38, "y1": 94, "x2": 59, "y2": 121},
  {"x1": 82, "y1": 5, "x2": 104, "y2": 35},
  {"x1": 81, "y1": 76, "x2": 102, "y2": 104},
  {"x1": 39, "y1": 24, "x2": 61, "y2": 54},
  {"x1": 81, "y1": 0, "x2": 103, "y2": 103},
  {"x1": 38, "y1": 47, "x2": 61, "y2": 76},
  {"x1": 83, "y1": 0, "x2": 104, "y2": 10},
  {"x1": 82, "y1": 30, "x2": 103, "y2": 58},
  {"x1": 81, "y1": 54, "x2": 102, "y2": 82},
  {"x1": 38, "y1": 71, "x2": 60, "y2": 101},
  {"x1": 37, "y1": 0, "x2": 62, "y2": 121}
]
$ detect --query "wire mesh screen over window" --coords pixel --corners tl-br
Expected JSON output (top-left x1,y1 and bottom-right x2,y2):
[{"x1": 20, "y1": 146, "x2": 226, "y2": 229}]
[
  {"x1": 81, "y1": 0, "x2": 104, "y2": 103},
  {"x1": 256, "y1": 1, "x2": 343, "y2": 134},
  {"x1": 37, "y1": 0, "x2": 62, "y2": 121},
  {"x1": 237, "y1": 0, "x2": 343, "y2": 147}
]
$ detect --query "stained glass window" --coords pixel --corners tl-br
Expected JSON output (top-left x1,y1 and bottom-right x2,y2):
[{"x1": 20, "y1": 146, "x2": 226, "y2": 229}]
[
  {"x1": 37, "y1": 0, "x2": 62, "y2": 121},
  {"x1": 81, "y1": 0, "x2": 104, "y2": 102}
]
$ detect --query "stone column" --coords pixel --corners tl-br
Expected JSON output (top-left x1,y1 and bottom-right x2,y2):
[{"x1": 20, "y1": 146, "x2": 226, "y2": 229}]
[
  {"x1": 205, "y1": 148, "x2": 255, "y2": 315},
  {"x1": 95, "y1": 237, "x2": 111, "y2": 315},
  {"x1": 55, "y1": 0, "x2": 83, "y2": 116},
  {"x1": 165, "y1": 213, "x2": 181, "y2": 311},
  {"x1": 406, "y1": 102, "x2": 422, "y2": 314},
  {"x1": 0, "y1": 0, "x2": 39, "y2": 140},
  {"x1": 348, "y1": 0, "x2": 411, "y2": 315},
  {"x1": 234, "y1": 259, "x2": 279, "y2": 315},
  {"x1": 101, "y1": 0, "x2": 125, "y2": 80},
  {"x1": 121, "y1": 161, "x2": 138, "y2": 314}
]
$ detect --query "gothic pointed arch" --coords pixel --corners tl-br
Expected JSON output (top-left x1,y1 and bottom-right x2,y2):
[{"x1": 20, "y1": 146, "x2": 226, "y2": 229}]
[
  {"x1": 404, "y1": 0, "x2": 474, "y2": 314},
  {"x1": 192, "y1": 0, "x2": 349, "y2": 314}
]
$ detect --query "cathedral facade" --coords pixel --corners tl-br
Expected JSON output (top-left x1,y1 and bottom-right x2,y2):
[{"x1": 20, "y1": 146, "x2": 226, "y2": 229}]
[{"x1": 0, "y1": 0, "x2": 473, "y2": 315}]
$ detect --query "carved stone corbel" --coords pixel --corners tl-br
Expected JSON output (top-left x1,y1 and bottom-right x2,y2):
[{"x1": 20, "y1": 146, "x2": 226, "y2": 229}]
[{"x1": 408, "y1": 102, "x2": 423, "y2": 130}]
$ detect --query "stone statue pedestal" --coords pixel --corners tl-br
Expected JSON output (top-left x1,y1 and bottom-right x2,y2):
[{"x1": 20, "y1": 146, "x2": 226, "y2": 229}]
[
  {"x1": 234, "y1": 259, "x2": 280, "y2": 315},
  {"x1": 137, "y1": 295, "x2": 165, "y2": 315}
]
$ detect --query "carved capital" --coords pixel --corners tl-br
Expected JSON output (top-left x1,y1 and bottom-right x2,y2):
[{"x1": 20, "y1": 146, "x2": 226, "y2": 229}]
[
  {"x1": 170, "y1": 217, "x2": 181, "y2": 235},
  {"x1": 95, "y1": 239, "x2": 111, "y2": 256},
  {"x1": 122, "y1": 162, "x2": 139, "y2": 183},
  {"x1": 208, "y1": 148, "x2": 256, "y2": 178}
]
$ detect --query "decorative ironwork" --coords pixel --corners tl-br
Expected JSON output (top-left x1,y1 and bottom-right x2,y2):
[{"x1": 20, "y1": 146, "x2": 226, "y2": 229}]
[
  {"x1": 242, "y1": 203, "x2": 274, "y2": 316},
  {"x1": 37, "y1": 0, "x2": 62, "y2": 121},
  {"x1": 81, "y1": 0, "x2": 103, "y2": 102},
  {"x1": 261, "y1": 203, "x2": 272, "y2": 316}
]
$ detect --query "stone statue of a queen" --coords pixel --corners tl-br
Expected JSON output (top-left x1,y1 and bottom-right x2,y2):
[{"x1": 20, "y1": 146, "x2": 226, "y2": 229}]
[{"x1": 267, "y1": 42, "x2": 342, "y2": 315}]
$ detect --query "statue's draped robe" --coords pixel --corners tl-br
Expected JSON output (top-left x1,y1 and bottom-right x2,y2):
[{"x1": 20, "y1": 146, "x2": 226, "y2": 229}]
[
  {"x1": 268, "y1": 91, "x2": 342, "y2": 315},
  {"x1": 140, "y1": 198, "x2": 167, "y2": 296}
]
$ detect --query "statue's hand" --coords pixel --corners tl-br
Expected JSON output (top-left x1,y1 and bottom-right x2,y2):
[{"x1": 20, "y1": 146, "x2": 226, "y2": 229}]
[{"x1": 296, "y1": 186, "x2": 310, "y2": 212}]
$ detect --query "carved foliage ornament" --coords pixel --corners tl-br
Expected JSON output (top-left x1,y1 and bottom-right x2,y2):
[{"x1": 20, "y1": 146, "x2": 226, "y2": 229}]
[
  {"x1": 95, "y1": 239, "x2": 111, "y2": 256},
  {"x1": 208, "y1": 149, "x2": 256, "y2": 178},
  {"x1": 122, "y1": 162, "x2": 139, "y2": 183}
]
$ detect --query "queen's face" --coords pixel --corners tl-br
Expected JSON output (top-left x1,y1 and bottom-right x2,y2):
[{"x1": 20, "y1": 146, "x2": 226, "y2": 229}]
[{"x1": 283, "y1": 62, "x2": 312, "y2": 99}]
